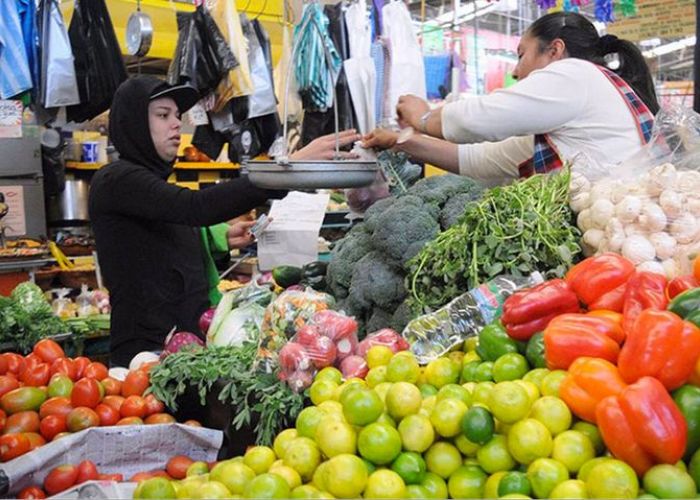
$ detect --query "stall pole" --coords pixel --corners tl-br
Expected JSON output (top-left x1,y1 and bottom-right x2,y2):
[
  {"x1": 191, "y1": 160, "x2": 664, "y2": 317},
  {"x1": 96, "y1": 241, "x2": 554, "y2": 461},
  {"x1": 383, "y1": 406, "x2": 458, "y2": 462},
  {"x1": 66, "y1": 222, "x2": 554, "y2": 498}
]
[{"x1": 695, "y1": 0, "x2": 700, "y2": 112}]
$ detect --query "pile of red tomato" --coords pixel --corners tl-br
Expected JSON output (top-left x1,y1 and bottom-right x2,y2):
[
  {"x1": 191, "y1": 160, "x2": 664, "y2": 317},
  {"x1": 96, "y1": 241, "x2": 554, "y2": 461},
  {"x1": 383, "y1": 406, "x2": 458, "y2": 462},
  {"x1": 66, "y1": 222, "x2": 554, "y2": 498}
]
[{"x1": 0, "y1": 339, "x2": 188, "y2": 463}]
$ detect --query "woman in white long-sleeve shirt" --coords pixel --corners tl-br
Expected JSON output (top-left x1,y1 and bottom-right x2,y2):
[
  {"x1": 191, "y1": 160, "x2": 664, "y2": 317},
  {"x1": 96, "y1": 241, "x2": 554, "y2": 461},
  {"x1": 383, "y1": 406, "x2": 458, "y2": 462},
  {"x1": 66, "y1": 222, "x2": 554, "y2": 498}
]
[{"x1": 363, "y1": 12, "x2": 659, "y2": 185}]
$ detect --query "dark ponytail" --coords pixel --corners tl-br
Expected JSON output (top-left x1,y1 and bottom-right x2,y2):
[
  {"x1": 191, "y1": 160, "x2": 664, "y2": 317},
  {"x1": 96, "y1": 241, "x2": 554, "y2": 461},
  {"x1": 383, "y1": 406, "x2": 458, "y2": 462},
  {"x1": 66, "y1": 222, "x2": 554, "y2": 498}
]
[{"x1": 527, "y1": 12, "x2": 659, "y2": 114}]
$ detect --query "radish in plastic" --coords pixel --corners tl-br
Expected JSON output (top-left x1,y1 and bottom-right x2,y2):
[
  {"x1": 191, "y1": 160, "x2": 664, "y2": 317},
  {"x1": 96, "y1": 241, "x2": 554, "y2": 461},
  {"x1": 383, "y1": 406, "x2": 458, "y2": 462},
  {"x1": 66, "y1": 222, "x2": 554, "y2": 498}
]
[
  {"x1": 340, "y1": 355, "x2": 369, "y2": 379},
  {"x1": 198, "y1": 308, "x2": 216, "y2": 335},
  {"x1": 279, "y1": 342, "x2": 311, "y2": 372},
  {"x1": 356, "y1": 329, "x2": 409, "y2": 357},
  {"x1": 161, "y1": 331, "x2": 205, "y2": 359},
  {"x1": 335, "y1": 333, "x2": 359, "y2": 362},
  {"x1": 296, "y1": 325, "x2": 321, "y2": 346},
  {"x1": 208, "y1": 304, "x2": 264, "y2": 347},
  {"x1": 313, "y1": 310, "x2": 358, "y2": 341},
  {"x1": 307, "y1": 335, "x2": 337, "y2": 369}
]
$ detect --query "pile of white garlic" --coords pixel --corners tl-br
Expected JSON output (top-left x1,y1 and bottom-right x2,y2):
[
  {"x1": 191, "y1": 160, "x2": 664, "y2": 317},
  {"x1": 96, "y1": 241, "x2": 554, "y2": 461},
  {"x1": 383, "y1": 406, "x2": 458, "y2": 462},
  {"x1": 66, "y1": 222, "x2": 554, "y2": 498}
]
[{"x1": 570, "y1": 164, "x2": 700, "y2": 278}]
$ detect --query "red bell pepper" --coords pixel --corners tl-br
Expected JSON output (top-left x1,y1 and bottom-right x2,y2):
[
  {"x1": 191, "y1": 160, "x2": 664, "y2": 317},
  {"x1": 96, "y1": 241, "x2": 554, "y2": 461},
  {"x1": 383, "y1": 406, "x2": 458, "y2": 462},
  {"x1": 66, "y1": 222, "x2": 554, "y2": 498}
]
[
  {"x1": 543, "y1": 313, "x2": 624, "y2": 370},
  {"x1": 565, "y1": 253, "x2": 635, "y2": 312},
  {"x1": 667, "y1": 276, "x2": 700, "y2": 301},
  {"x1": 622, "y1": 271, "x2": 668, "y2": 334},
  {"x1": 559, "y1": 357, "x2": 627, "y2": 423},
  {"x1": 618, "y1": 309, "x2": 700, "y2": 390},
  {"x1": 501, "y1": 279, "x2": 580, "y2": 341},
  {"x1": 596, "y1": 376, "x2": 687, "y2": 475}
]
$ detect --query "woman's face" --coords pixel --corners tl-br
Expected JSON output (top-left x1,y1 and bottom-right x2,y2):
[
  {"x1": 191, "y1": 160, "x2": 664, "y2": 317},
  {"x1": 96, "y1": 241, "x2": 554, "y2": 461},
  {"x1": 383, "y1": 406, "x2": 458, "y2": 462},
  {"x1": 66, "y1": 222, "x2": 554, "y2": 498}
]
[
  {"x1": 512, "y1": 34, "x2": 564, "y2": 80},
  {"x1": 148, "y1": 97, "x2": 182, "y2": 162}
]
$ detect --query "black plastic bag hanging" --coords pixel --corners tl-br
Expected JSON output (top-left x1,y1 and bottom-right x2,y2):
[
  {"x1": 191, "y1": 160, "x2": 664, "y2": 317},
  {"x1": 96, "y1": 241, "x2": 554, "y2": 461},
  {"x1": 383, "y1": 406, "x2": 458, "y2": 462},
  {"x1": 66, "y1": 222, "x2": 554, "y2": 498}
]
[
  {"x1": 66, "y1": 0, "x2": 127, "y2": 123},
  {"x1": 168, "y1": 6, "x2": 238, "y2": 98}
]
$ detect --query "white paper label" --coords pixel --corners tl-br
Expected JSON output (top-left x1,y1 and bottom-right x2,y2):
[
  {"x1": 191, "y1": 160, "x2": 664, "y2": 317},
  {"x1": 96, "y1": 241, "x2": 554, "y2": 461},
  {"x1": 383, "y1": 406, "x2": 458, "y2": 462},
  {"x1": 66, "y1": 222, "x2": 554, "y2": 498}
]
[
  {"x1": 0, "y1": 100, "x2": 23, "y2": 138},
  {"x1": 0, "y1": 186, "x2": 26, "y2": 236}
]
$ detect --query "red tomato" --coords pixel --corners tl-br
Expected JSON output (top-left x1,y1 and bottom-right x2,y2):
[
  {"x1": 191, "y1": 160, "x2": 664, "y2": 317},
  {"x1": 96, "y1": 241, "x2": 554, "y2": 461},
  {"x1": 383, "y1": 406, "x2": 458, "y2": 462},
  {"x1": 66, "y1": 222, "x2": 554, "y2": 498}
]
[
  {"x1": 44, "y1": 464, "x2": 79, "y2": 495},
  {"x1": 0, "y1": 409, "x2": 5, "y2": 432},
  {"x1": 0, "y1": 355, "x2": 7, "y2": 376},
  {"x1": 166, "y1": 455, "x2": 194, "y2": 479},
  {"x1": 22, "y1": 354, "x2": 42, "y2": 372},
  {"x1": 76, "y1": 460, "x2": 99, "y2": 484},
  {"x1": 95, "y1": 404, "x2": 120, "y2": 426},
  {"x1": 149, "y1": 470, "x2": 171, "y2": 479},
  {"x1": 98, "y1": 472, "x2": 123, "y2": 481},
  {"x1": 4, "y1": 411, "x2": 40, "y2": 434},
  {"x1": 121, "y1": 371, "x2": 149, "y2": 397},
  {"x1": 0, "y1": 433, "x2": 31, "y2": 461},
  {"x1": 1, "y1": 387, "x2": 47, "y2": 414},
  {"x1": 50, "y1": 359, "x2": 77, "y2": 381},
  {"x1": 120, "y1": 396, "x2": 146, "y2": 418},
  {"x1": 139, "y1": 362, "x2": 159, "y2": 373},
  {"x1": 116, "y1": 416, "x2": 143, "y2": 426},
  {"x1": 143, "y1": 394, "x2": 165, "y2": 416},
  {"x1": 65, "y1": 407, "x2": 100, "y2": 433},
  {"x1": 101, "y1": 378, "x2": 122, "y2": 396},
  {"x1": 18, "y1": 486, "x2": 47, "y2": 499},
  {"x1": 83, "y1": 362, "x2": 108, "y2": 381},
  {"x1": 52, "y1": 432, "x2": 71, "y2": 441},
  {"x1": 72, "y1": 357, "x2": 91, "y2": 380},
  {"x1": 4, "y1": 354, "x2": 26, "y2": 376},
  {"x1": 39, "y1": 415, "x2": 66, "y2": 441},
  {"x1": 24, "y1": 432, "x2": 45, "y2": 450},
  {"x1": 71, "y1": 378, "x2": 101, "y2": 408},
  {"x1": 183, "y1": 419, "x2": 202, "y2": 427},
  {"x1": 39, "y1": 397, "x2": 72, "y2": 419},
  {"x1": 0, "y1": 376, "x2": 19, "y2": 399},
  {"x1": 130, "y1": 471, "x2": 153, "y2": 482},
  {"x1": 20, "y1": 364, "x2": 50, "y2": 388},
  {"x1": 144, "y1": 413, "x2": 176, "y2": 425},
  {"x1": 33, "y1": 340, "x2": 65, "y2": 364},
  {"x1": 101, "y1": 395, "x2": 124, "y2": 413}
]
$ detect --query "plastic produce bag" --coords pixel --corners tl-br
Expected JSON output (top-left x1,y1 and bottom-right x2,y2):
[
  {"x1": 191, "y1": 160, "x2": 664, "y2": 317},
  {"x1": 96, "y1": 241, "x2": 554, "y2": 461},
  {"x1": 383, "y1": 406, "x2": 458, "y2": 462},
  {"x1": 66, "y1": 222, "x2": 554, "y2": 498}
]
[
  {"x1": 403, "y1": 274, "x2": 542, "y2": 364},
  {"x1": 245, "y1": 18, "x2": 277, "y2": 119},
  {"x1": 277, "y1": 310, "x2": 359, "y2": 392},
  {"x1": 356, "y1": 328, "x2": 410, "y2": 358},
  {"x1": 256, "y1": 288, "x2": 335, "y2": 373},
  {"x1": 66, "y1": 0, "x2": 126, "y2": 122},
  {"x1": 274, "y1": 26, "x2": 302, "y2": 122},
  {"x1": 168, "y1": 6, "x2": 238, "y2": 98},
  {"x1": 569, "y1": 105, "x2": 700, "y2": 279},
  {"x1": 37, "y1": 0, "x2": 79, "y2": 108}
]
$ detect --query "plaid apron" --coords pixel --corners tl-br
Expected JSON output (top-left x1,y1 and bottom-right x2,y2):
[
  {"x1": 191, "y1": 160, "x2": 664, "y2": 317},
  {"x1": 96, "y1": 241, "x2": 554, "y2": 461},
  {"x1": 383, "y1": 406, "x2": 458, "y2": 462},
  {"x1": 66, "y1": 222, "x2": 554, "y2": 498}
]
[{"x1": 518, "y1": 64, "x2": 655, "y2": 178}]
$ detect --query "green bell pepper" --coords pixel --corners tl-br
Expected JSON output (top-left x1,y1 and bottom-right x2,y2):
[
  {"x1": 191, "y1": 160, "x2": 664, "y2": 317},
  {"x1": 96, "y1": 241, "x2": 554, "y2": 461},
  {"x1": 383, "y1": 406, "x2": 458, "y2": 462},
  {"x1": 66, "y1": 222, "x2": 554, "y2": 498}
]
[
  {"x1": 673, "y1": 384, "x2": 700, "y2": 460},
  {"x1": 525, "y1": 331, "x2": 546, "y2": 369},
  {"x1": 476, "y1": 322, "x2": 520, "y2": 362},
  {"x1": 668, "y1": 288, "x2": 700, "y2": 328}
]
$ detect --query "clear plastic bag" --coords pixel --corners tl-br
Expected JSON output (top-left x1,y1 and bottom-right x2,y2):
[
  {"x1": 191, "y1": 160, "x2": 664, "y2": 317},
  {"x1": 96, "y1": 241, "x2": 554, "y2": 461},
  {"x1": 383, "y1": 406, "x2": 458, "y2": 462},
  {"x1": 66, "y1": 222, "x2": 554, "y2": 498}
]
[
  {"x1": 570, "y1": 106, "x2": 700, "y2": 278},
  {"x1": 356, "y1": 328, "x2": 410, "y2": 358},
  {"x1": 52, "y1": 288, "x2": 75, "y2": 319}
]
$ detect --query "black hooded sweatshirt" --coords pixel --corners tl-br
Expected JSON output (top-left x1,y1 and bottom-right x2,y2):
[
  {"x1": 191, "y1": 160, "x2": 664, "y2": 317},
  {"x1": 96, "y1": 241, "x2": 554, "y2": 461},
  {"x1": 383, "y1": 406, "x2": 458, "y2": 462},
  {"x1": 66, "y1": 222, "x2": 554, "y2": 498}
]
[{"x1": 89, "y1": 76, "x2": 279, "y2": 367}]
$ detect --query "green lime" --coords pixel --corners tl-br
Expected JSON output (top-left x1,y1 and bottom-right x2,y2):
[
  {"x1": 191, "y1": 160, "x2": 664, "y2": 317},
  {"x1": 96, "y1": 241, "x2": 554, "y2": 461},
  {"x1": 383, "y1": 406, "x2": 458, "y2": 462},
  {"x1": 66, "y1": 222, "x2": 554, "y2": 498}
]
[
  {"x1": 421, "y1": 471, "x2": 449, "y2": 499},
  {"x1": 461, "y1": 361, "x2": 480, "y2": 383},
  {"x1": 392, "y1": 451, "x2": 428, "y2": 485},
  {"x1": 419, "y1": 384, "x2": 439, "y2": 398},
  {"x1": 572, "y1": 422, "x2": 604, "y2": 455},
  {"x1": 461, "y1": 406, "x2": 495, "y2": 445},
  {"x1": 474, "y1": 362, "x2": 494, "y2": 382},
  {"x1": 522, "y1": 368, "x2": 549, "y2": 389},
  {"x1": 540, "y1": 370, "x2": 567, "y2": 397},
  {"x1": 585, "y1": 459, "x2": 638, "y2": 499},
  {"x1": 490, "y1": 381, "x2": 531, "y2": 424},
  {"x1": 643, "y1": 464, "x2": 697, "y2": 499},
  {"x1": 507, "y1": 419, "x2": 553, "y2": 465},
  {"x1": 405, "y1": 484, "x2": 431, "y2": 499},
  {"x1": 476, "y1": 434, "x2": 516, "y2": 473},
  {"x1": 447, "y1": 466, "x2": 487, "y2": 499},
  {"x1": 526, "y1": 458, "x2": 569, "y2": 499},
  {"x1": 498, "y1": 471, "x2": 532, "y2": 497},
  {"x1": 437, "y1": 384, "x2": 472, "y2": 406},
  {"x1": 493, "y1": 353, "x2": 529, "y2": 382},
  {"x1": 551, "y1": 430, "x2": 595, "y2": 474}
]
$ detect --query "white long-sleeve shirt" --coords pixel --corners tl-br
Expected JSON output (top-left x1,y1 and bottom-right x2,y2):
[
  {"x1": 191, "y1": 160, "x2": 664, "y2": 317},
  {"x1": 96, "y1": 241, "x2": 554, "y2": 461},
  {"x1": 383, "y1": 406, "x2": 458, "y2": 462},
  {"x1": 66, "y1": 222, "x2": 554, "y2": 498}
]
[{"x1": 447, "y1": 58, "x2": 650, "y2": 184}]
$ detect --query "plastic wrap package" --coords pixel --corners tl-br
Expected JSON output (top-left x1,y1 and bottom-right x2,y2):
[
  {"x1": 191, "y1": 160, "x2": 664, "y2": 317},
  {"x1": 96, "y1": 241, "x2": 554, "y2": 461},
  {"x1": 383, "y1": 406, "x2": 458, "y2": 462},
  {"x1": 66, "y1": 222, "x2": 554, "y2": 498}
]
[
  {"x1": 355, "y1": 328, "x2": 410, "y2": 357},
  {"x1": 570, "y1": 106, "x2": 700, "y2": 278},
  {"x1": 256, "y1": 289, "x2": 336, "y2": 373},
  {"x1": 402, "y1": 274, "x2": 542, "y2": 364},
  {"x1": 277, "y1": 310, "x2": 360, "y2": 391}
]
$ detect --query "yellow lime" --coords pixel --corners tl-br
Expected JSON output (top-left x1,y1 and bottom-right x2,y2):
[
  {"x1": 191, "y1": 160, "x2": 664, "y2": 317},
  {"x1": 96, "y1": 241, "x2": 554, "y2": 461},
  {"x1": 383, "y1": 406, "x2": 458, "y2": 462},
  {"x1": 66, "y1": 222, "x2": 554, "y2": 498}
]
[
  {"x1": 406, "y1": 484, "x2": 431, "y2": 499},
  {"x1": 310, "y1": 380, "x2": 338, "y2": 406},
  {"x1": 296, "y1": 407, "x2": 326, "y2": 439},
  {"x1": 449, "y1": 351, "x2": 465, "y2": 366},
  {"x1": 436, "y1": 384, "x2": 472, "y2": 406},
  {"x1": 484, "y1": 471, "x2": 508, "y2": 499},
  {"x1": 551, "y1": 430, "x2": 595, "y2": 473},
  {"x1": 291, "y1": 485, "x2": 323, "y2": 499},
  {"x1": 572, "y1": 421, "x2": 605, "y2": 455},
  {"x1": 447, "y1": 466, "x2": 487, "y2": 499},
  {"x1": 341, "y1": 388, "x2": 383, "y2": 426},
  {"x1": 273, "y1": 429, "x2": 299, "y2": 460},
  {"x1": 477, "y1": 434, "x2": 516, "y2": 473},
  {"x1": 550, "y1": 479, "x2": 588, "y2": 499},
  {"x1": 454, "y1": 434, "x2": 480, "y2": 457},
  {"x1": 138, "y1": 478, "x2": 177, "y2": 500},
  {"x1": 529, "y1": 396, "x2": 572, "y2": 436},
  {"x1": 540, "y1": 370, "x2": 567, "y2": 397},
  {"x1": 585, "y1": 459, "x2": 639, "y2": 499},
  {"x1": 398, "y1": 414, "x2": 435, "y2": 453},
  {"x1": 430, "y1": 398, "x2": 468, "y2": 437},
  {"x1": 373, "y1": 382, "x2": 392, "y2": 403},
  {"x1": 324, "y1": 453, "x2": 368, "y2": 498},
  {"x1": 209, "y1": 461, "x2": 256, "y2": 495},
  {"x1": 283, "y1": 437, "x2": 321, "y2": 481},
  {"x1": 315, "y1": 418, "x2": 357, "y2": 457},
  {"x1": 365, "y1": 366, "x2": 387, "y2": 388},
  {"x1": 577, "y1": 457, "x2": 614, "y2": 482},
  {"x1": 243, "y1": 473, "x2": 290, "y2": 499},
  {"x1": 526, "y1": 457, "x2": 569, "y2": 499},
  {"x1": 357, "y1": 422, "x2": 402, "y2": 465},
  {"x1": 386, "y1": 381, "x2": 422, "y2": 420},
  {"x1": 243, "y1": 446, "x2": 276, "y2": 474},
  {"x1": 364, "y1": 469, "x2": 407, "y2": 499},
  {"x1": 376, "y1": 412, "x2": 397, "y2": 427},
  {"x1": 472, "y1": 381, "x2": 495, "y2": 408},
  {"x1": 315, "y1": 367, "x2": 343, "y2": 385},
  {"x1": 507, "y1": 419, "x2": 553, "y2": 465},
  {"x1": 490, "y1": 381, "x2": 531, "y2": 424},
  {"x1": 522, "y1": 368, "x2": 549, "y2": 389},
  {"x1": 421, "y1": 471, "x2": 449, "y2": 499},
  {"x1": 311, "y1": 461, "x2": 329, "y2": 491},
  {"x1": 386, "y1": 353, "x2": 420, "y2": 383},
  {"x1": 268, "y1": 464, "x2": 302, "y2": 490},
  {"x1": 425, "y1": 441, "x2": 463, "y2": 479},
  {"x1": 367, "y1": 345, "x2": 395, "y2": 369},
  {"x1": 425, "y1": 357, "x2": 461, "y2": 388},
  {"x1": 317, "y1": 400, "x2": 344, "y2": 418},
  {"x1": 514, "y1": 380, "x2": 540, "y2": 406}
]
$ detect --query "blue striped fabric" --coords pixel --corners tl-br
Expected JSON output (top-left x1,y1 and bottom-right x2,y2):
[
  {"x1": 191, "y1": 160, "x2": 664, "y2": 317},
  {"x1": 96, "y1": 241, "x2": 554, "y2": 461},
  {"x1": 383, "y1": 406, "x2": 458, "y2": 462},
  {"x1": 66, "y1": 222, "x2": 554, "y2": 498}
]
[
  {"x1": 371, "y1": 40, "x2": 385, "y2": 125},
  {"x1": 17, "y1": 0, "x2": 39, "y2": 89},
  {"x1": 0, "y1": 0, "x2": 32, "y2": 98}
]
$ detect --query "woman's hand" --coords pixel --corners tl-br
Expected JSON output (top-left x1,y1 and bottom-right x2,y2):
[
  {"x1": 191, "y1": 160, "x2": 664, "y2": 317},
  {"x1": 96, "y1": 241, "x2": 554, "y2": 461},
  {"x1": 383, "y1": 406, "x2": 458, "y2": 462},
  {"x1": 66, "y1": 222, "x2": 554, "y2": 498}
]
[
  {"x1": 362, "y1": 128, "x2": 400, "y2": 150},
  {"x1": 290, "y1": 129, "x2": 362, "y2": 161},
  {"x1": 226, "y1": 220, "x2": 256, "y2": 249},
  {"x1": 396, "y1": 95, "x2": 430, "y2": 130}
]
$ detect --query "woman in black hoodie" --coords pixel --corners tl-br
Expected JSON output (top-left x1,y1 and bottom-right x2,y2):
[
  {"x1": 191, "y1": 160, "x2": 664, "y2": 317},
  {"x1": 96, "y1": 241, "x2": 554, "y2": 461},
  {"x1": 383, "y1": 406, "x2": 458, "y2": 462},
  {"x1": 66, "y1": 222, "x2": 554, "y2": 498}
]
[{"x1": 89, "y1": 76, "x2": 284, "y2": 367}]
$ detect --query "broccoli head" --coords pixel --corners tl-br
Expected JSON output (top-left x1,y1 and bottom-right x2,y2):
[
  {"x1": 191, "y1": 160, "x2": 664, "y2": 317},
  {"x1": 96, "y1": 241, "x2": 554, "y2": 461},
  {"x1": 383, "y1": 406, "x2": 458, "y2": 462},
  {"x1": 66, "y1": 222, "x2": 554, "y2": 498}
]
[
  {"x1": 409, "y1": 174, "x2": 482, "y2": 207},
  {"x1": 366, "y1": 308, "x2": 394, "y2": 334},
  {"x1": 391, "y1": 300, "x2": 416, "y2": 333},
  {"x1": 370, "y1": 197, "x2": 440, "y2": 264},
  {"x1": 348, "y1": 251, "x2": 407, "y2": 310},
  {"x1": 440, "y1": 191, "x2": 481, "y2": 229},
  {"x1": 327, "y1": 225, "x2": 373, "y2": 292}
]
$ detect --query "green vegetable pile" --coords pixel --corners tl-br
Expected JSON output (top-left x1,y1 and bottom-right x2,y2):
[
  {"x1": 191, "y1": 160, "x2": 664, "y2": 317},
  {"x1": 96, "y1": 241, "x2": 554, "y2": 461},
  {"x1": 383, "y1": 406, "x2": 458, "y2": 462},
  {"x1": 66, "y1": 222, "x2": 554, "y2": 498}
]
[
  {"x1": 326, "y1": 175, "x2": 484, "y2": 335},
  {"x1": 407, "y1": 171, "x2": 582, "y2": 312},
  {"x1": 0, "y1": 282, "x2": 73, "y2": 352},
  {"x1": 148, "y1": 343, "x2": 305, "y2": 446}
]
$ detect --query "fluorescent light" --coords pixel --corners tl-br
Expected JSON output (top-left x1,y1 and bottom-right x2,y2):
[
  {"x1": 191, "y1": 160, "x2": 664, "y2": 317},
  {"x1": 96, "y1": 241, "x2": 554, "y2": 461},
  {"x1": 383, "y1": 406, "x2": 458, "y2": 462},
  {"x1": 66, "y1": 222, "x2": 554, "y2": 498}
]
[
  {"x1": 643, "y1": 36, "x2": 695, "y2": 57},
  {"x1": 432, "y1": 0, "x2": 498, "y2": 26}
]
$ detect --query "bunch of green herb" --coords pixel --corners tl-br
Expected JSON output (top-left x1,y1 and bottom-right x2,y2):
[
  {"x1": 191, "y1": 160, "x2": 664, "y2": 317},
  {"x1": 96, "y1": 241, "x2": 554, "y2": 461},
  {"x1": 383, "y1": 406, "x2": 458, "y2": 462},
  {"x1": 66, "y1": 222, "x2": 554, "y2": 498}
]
[
  {"x1": 148, "y1": 343, "x2": 304, "y2": 446},
  {"x1": 407, "y1": 170, "x2": 581, "y2": 312}
]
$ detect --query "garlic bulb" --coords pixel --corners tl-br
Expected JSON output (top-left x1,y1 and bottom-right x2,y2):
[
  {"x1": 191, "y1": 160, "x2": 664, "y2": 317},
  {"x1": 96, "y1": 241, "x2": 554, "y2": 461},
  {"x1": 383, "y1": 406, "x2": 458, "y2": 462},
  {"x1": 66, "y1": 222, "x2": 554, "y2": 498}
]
[
  {"x1": 590, "y1": 199, "x2": 615, "y2": 229},
  {"x1": 676, "y1": 171, "x2": 700, "y2": 193},
  {"x1": 622, "y1": 235, "x2": 656, "y2": 265},
  {"x1": 646, "y1": 163, "x2": 677, "y2": 197},
  {"x1": 615, "y1": 196, "x2": 643, "y2": 224},
  {"x1": 639, "y1": 203, "x2": 667, "y2": 233},
  {"x1": 577, "y1": 209, "x2": 594, "y2": 233},
  {"x1": 583, "y1": 229, "x2": 605, "y2": 249},
  {"x1": 637, "y1": 260, "x2": 666, "y2": 275},
  {"x1": 670, "y1": 213, "x2": 699, "y2": 244},
  {"x1": 570, "y1": 191, "x2": 591, "y2": 213},
  {"x1": 605, "y1": 218, "x2": 626, "y2": 252},
  {"x1": 659, "y1": 190, "x2": 684, "y2": 219},
  {"x1": 569, "y1": 172, "x2": 591, "y2": 197},
  {"x1": 649, "y1": 232, "x2": 677, "y2": 260}
]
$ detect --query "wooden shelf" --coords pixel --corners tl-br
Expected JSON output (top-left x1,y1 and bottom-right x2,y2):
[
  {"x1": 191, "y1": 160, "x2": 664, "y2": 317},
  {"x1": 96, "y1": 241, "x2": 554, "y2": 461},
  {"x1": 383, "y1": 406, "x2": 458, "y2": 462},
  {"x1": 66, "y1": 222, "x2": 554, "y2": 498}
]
[{"x1": 66, "y1": 161, "x2": 105, "y2": 170}]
